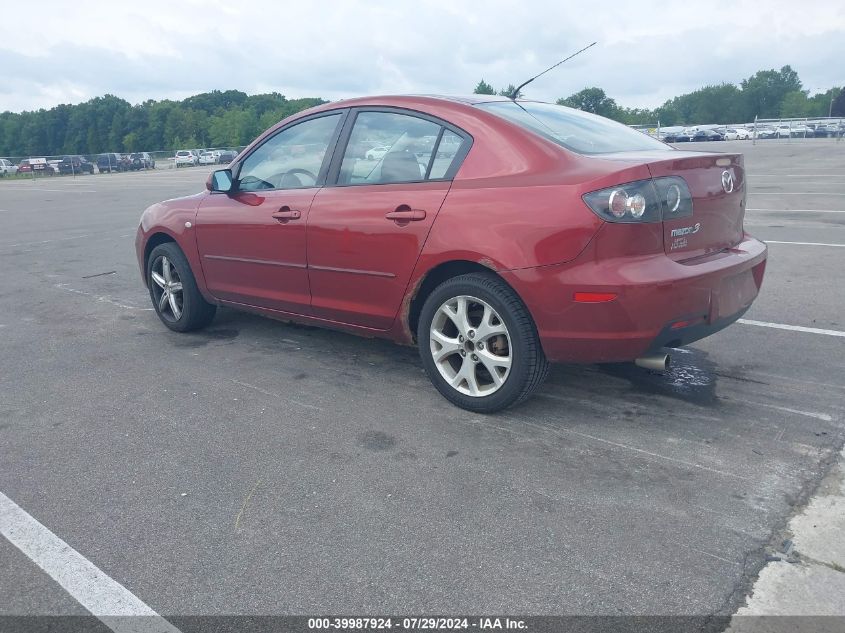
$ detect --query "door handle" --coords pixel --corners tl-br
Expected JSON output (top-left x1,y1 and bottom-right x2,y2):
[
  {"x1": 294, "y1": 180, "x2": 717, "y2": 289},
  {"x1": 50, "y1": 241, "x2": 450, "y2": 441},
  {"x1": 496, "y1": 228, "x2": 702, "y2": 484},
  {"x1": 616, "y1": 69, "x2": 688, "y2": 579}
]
[
  {"x1": 272, "y1": 206, "x2": 301, "y2": 222},
  {"x1": 385, "y1": 206, "x2": 426, "y2": 223}
]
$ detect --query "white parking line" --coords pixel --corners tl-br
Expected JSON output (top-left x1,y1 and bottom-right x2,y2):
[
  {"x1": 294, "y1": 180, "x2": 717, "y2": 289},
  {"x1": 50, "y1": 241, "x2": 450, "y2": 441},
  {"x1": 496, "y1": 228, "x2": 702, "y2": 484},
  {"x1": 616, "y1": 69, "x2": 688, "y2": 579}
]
[
  {"x1": 749, "y1": 183, "x2": 845, "y2": 187},
  {"x1": 738, "y1": 319, "x2": 845, "y2": 338},
  {"x1": 0, "y1": 491, "x2": 182, "y2": 633},
  {"x1": 765, "y1": 241, "x2": 845, "y2": 247},
  {"x1": 0, "y1": 188, "x2": 97, "y2": 193},
  {"x1": 54, "y1": 283, "x2": 153, "y2": 311},
  {"x1": 721, "y1": 397, "x2": 834, "y2": 422},
  {"x1": 748, "y1": 174, "x2": 845, "y2": 178},
  {"x1": 747, "y1": 208, "x2": 845, "y2": 213}
]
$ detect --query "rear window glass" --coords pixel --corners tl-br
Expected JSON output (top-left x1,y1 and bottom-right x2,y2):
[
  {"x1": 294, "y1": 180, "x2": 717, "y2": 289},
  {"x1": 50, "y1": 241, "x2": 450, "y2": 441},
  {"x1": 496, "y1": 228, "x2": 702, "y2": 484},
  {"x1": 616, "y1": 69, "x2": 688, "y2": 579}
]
[{"x1": 477, "y1": 101, "x2": 670, "y2": 155}]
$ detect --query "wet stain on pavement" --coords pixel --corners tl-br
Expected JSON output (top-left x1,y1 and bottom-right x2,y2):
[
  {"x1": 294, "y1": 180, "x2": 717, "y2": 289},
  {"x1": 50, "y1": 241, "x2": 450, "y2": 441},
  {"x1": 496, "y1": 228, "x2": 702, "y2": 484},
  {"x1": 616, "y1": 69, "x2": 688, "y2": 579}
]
[
  {"x1": 206, "y1": 328, "x2": 240, "y2": 340},
  {"x1": 598, "y1": 347, "x2": 719, "y2": 406},
  {"x1": 359, "y1": 430, "x2": 397, "y2": 451},
  {"x1": 169, "y1": 328, "x2": 240, "y2": 348}
]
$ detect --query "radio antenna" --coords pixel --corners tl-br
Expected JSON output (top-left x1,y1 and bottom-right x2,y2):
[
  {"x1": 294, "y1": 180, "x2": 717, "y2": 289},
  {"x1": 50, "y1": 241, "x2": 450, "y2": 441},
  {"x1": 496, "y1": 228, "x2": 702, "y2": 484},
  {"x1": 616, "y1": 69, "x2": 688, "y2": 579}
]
[{"x1": 509, "y1": 41, "x2": 597, "y2": 99}]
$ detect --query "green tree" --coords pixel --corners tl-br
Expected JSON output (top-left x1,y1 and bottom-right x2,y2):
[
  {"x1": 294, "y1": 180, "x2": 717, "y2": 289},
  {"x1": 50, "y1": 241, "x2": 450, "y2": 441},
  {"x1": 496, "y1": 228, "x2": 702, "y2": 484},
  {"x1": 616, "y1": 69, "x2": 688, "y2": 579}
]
[
  {"x1": 473, "y1": 79, "x2": 496, "y2": 95},
  {"x1": 557, "y1": 87, "x2": 619, "y2": 118},
  {"x1": 123, "y1": 132, "x2": 139, "y2": 152},
  {"x1": 498, "y1": 84, "x2": 523, "y2": 99},
  {"x1": 741, "y1": 65, "x2": 802, "y2": 119},
  {"x1": 831, "y1": 88, "x2": 845, "y2": 117},
  {"x1": 780, "y1": 90, "x2": 811, "y2": 118}
]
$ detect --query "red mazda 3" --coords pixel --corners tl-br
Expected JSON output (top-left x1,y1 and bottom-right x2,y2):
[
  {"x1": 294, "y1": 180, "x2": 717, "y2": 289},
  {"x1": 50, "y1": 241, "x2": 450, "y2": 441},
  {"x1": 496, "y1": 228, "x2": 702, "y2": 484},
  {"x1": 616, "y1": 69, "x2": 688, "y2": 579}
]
[{"x1": 136, "y1": 95, "x2": 767, "y2": 412}]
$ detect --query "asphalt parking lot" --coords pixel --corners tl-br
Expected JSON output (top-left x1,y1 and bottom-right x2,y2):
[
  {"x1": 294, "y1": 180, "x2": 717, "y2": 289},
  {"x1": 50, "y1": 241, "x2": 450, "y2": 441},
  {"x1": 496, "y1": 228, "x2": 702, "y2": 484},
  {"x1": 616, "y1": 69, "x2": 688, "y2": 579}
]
[{"x1": 1, "y1": 140, "x2": 844, "y2": 628}]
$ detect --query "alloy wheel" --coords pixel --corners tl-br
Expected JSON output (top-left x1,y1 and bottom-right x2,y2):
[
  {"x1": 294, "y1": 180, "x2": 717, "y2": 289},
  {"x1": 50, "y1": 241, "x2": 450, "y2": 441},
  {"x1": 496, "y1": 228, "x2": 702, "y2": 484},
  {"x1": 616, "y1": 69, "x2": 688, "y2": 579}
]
[
  {"x1": 150, "y1": 256, "x2": 184, "y2": 322},
  {"x1": 429, "y1": 295, "x2": 512, "y2": 397}
]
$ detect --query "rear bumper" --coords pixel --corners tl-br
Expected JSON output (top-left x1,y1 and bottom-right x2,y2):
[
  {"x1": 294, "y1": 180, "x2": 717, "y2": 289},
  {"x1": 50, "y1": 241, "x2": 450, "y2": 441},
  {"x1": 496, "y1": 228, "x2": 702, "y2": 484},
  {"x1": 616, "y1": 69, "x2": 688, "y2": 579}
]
[{"x1": 502, "y1": 232, "x2": 767, "y2": 363}]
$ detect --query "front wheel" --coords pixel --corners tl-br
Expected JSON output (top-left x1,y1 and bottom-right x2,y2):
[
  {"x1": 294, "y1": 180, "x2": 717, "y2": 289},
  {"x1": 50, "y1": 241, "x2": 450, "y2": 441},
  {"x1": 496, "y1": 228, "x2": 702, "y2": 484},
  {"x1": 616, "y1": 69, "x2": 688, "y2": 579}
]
[
  {"x1": 147, "y1": 242, "x2": 216, "y2": 332},
  {"x1": 417, "y1": 273, "x2": 549, "y2": 413}
]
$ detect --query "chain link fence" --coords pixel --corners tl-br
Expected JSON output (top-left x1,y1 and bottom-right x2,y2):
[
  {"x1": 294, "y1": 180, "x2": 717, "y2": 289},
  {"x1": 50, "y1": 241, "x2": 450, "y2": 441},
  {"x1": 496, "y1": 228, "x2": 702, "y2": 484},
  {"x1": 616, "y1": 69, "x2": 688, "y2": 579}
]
[
  {"x1": 627, "y1": 117, "x2": 845, "y2": 143},
  {"x1": 750, "y1": 116, "x2": 845, "y2": 144}
]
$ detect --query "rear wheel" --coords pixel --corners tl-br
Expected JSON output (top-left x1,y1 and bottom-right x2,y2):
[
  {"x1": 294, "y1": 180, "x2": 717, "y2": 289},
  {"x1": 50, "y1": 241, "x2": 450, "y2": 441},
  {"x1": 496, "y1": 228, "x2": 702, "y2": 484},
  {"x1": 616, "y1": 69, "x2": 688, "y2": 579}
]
[
  {"x1": 418, "y1": 273, "x2": 548, "y2": 413},
  {"x1": 146, "y1": 242, "x2": 216, "y2": 332}
]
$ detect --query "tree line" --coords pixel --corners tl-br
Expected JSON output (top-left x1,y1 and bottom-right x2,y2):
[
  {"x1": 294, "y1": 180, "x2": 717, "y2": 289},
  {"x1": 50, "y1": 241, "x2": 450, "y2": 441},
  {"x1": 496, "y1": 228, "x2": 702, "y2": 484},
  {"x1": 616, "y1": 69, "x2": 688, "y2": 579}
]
[
  {"x1": 3, "y1": 65, "x2": 843, "y2": 157},
  {"x1": 474, "y1": 65, "x2": 844, "y2": 126},
  {"x1": 0, "y1": 90, "x2": 325, "y2": 157}
]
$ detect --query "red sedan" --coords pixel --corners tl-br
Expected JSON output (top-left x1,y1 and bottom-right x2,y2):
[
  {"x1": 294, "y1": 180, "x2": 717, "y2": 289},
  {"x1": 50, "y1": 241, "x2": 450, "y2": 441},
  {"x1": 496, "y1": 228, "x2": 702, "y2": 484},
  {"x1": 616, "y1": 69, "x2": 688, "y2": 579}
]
[{"x1": 135, "y1": 95, "x2": 767, "y2": 412}]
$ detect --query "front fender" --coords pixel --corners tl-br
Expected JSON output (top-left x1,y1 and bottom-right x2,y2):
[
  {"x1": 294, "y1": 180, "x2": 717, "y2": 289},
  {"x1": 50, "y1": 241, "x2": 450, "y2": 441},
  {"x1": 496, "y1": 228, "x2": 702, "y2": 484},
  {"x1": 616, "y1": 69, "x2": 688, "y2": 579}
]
[{"x1": 136, "y1": 193, "x2": 209, "y2": 297}]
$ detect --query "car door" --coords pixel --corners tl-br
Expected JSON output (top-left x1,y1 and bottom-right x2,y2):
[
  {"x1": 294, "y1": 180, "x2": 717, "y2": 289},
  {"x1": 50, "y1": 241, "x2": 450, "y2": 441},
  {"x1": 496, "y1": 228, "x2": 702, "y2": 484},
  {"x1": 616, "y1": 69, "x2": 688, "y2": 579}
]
[
  {"x1": 307, "y1": 109, "x2": 470, "y2": 329},
  {"x1": 195, "y1": 111, "x2": 345, "y2": 315}
]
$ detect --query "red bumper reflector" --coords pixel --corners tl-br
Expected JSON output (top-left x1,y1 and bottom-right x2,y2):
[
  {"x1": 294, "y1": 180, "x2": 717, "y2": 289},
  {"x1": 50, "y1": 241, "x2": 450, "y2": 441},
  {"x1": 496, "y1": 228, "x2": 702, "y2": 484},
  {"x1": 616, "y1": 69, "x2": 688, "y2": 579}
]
[
  {"x1": 573, "y1": 292, "x2": 618, "y2": 303},
  {"x1": 671, "y1": 316, "x2": 706, "y2": 329}
]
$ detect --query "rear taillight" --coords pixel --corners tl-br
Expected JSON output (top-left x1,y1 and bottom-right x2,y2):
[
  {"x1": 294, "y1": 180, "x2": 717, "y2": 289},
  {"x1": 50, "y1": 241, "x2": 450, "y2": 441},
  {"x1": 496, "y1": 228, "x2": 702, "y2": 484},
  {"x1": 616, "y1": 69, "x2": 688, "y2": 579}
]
[{"x1": 583, "y1": 177, "x2": 693, "y2": 223}]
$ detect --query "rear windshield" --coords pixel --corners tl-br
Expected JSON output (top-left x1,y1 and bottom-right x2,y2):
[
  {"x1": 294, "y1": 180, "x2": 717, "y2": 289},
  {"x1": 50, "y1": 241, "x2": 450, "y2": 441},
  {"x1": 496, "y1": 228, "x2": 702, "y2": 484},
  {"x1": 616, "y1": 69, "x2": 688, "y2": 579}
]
[{"x1": 477, "y1": 101, "x2": 670, "y2": 155}]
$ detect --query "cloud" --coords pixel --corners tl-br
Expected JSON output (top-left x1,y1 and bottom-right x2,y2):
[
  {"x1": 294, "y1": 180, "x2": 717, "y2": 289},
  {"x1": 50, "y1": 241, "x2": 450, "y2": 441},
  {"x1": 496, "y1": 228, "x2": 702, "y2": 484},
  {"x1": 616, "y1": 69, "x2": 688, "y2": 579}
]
[{"x1": 1, "y1": 0, "x2": 843, "y2": 113}]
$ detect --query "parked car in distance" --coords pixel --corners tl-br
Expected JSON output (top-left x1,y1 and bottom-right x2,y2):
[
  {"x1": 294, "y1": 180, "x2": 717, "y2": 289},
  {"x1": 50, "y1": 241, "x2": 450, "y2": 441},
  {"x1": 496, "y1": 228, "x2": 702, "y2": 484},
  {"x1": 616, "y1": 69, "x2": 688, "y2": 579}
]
[
  {"x1": 136, "y1": 95, "x2": 767, "y2": 412},
  {"x1": 690, "y1": 129, "x2": 721, "y2": 142},
  {"x1": 674, "y1": 129, "x2": 694, "y2": 142},
  {"x1": 775, "y1": 125, "x2": 792, "y2": 138},
  {"x1": 661, "y1": 130, "x2": 684, "y2": 143},
  {"x1": 129, "y1": 152, "x2": 155, "y2": 170},
  {"x1": 174, "y1": 150, "x2": 198, "y2": 168},
  {"x1": 365, "y1": 145, "x2": 390, "y2": 160},
  {"x1": 17, "y1": 160, "x2": 32, "y2": 174},
  {"x1": 58, "y1": 155, "x2": 95, "y2": 175},
  {"x1": 722, "y1": 128, "x2": 750, "y2": 140},
  {"x1": 217, "y1": 150, "x2": 237, "y2": 164},
  {"x1": 198, "y1": 151, "x2": 217, "y2": 166},
  {"x1": 97, "y1": 153, "x2": 124, "y2": 173},
  {"x1": 790, "y1": 124, "x2": 812, "y2": 137},
  {"x1": 813, "y1": 124, "x2": 834, "y2": 137},
  {"x1": 754, "y1": 127, "x2": 777, "y2": 139},
  {"x1": 0, "y1": 158, "x2": 17, "y2": 176},
  {"x1": 32, "y1": 158, "x2": 55, "y2": 175}
]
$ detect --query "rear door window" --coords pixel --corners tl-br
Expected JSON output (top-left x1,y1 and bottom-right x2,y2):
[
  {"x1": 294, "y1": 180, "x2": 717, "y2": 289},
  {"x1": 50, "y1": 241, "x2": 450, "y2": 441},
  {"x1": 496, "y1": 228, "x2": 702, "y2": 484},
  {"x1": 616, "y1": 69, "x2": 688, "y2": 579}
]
[
  {"x1": 332, "y1": 110, "x2": 470, "y2": 186},
  {"x1": 337, "y1": 111, "x2": 442, "y2": 185}
]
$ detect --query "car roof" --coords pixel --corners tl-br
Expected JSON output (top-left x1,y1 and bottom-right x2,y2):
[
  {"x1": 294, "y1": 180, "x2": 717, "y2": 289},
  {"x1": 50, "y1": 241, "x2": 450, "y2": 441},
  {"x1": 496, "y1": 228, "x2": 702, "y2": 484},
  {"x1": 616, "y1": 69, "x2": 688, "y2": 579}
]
[{"x1": 322, "y1": 94, "x2": 514, "y2": 107}]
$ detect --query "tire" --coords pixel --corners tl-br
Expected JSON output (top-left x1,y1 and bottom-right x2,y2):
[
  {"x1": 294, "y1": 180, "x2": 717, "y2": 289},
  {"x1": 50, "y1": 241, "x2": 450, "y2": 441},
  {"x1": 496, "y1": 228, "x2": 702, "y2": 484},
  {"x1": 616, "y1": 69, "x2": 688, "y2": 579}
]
[
  {"x1": 146, "y1": 242, "x2": 216, "y2": 333},
  {"x1": 417, "y1": 272, "x2": 549, "y2": 413}
]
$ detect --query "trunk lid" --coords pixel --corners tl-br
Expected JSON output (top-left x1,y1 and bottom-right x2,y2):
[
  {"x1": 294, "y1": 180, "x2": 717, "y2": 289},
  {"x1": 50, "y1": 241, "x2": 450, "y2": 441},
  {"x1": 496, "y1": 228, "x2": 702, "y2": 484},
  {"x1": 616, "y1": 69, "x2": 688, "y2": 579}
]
[{"x1": 647, "y1": 153, "x2": 745, "y2": 261}]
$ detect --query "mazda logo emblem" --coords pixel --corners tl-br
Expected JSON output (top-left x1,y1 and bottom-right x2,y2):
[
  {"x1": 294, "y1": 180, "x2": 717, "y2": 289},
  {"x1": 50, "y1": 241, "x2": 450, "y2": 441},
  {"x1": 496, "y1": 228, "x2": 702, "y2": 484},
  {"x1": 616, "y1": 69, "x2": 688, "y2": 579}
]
[{"x1": 721, "y1": 170, "x2": 734, "y2": 193}]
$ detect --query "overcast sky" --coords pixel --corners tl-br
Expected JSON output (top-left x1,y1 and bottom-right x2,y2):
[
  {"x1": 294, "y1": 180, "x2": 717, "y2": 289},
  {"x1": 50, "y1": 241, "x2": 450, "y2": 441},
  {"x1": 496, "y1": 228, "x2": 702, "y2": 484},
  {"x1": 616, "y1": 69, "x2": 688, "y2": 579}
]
[{"x1": 1, "y1": 0, "x2": 843, "y2": 114}]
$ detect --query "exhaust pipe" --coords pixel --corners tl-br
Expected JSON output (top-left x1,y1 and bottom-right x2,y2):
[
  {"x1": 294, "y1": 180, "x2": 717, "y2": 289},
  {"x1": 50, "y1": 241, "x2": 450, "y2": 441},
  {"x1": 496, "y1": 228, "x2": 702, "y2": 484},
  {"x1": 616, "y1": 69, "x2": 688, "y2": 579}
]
[{"x1": 635, "y1": 354, "x2": 671, "y2": 372}]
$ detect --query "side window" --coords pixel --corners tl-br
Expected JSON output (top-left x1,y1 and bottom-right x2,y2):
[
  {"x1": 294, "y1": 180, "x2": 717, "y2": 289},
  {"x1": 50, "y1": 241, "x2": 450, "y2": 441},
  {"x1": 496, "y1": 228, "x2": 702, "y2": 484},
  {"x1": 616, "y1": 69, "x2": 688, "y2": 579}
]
[
  {"x1": 338, "y1": 111, "x2": 442, "y2": 185},
  {"x1": 428, "y1": 130, "x2": 464, "y2": 179},
  {"x1": 238, "y1": 113, "x2": 341, "y2": 192}
]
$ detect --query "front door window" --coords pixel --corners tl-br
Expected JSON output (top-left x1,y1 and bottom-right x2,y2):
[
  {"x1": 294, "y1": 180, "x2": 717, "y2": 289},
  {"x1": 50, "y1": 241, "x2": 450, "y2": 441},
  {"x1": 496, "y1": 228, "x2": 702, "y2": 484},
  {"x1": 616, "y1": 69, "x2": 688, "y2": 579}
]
[{"x1": 238, "y1": 113, "x2": 342, "y2": 191}]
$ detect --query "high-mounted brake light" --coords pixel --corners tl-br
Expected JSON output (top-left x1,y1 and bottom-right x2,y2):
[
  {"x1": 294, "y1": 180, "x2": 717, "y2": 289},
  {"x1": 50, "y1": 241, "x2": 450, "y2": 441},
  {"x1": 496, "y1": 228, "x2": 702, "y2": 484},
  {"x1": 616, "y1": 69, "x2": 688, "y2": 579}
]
[{"x1": 583, "y1": 177, "x2": 693, "y2": 223}]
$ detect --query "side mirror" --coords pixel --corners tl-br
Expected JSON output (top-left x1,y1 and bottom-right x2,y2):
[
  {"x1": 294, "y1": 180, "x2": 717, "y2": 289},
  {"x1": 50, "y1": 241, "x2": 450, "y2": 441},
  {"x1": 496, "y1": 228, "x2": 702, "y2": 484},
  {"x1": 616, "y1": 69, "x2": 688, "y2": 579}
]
[{"x1": 207, "y1": 169, "x2": 233, "y2": 193}]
